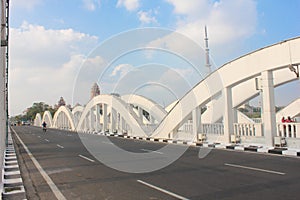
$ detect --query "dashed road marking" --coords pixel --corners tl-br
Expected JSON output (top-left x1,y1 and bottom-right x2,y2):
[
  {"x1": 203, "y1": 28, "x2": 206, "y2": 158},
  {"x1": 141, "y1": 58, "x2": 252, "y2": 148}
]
[
  {"x1": 12, "y1": 128, "x2": 67, "y2": 200},
  {"x1": 141, "y1": 149, "x2": 163, "y2": 154},
  {"x1": 137, "y1": 180, "x2": 189, "y2": 200},
  {"x1": 102, "y1": 141, "x2": 113, "y2": 145},
  {"x1": 57, "y1": 144, "x2": 64, "y2": 149},
  {"x1": 224, "y1": 163, "x2": 286, "y2": 175},
  {"x1": 79, "y1": 154, "x2": 95, "y2": 163}
]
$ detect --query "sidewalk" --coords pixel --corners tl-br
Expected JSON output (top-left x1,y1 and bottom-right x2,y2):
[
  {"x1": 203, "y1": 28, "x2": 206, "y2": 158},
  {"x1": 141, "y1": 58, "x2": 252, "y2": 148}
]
[
  {"x1": 1, "y1": 130, "x2": 26, "y2": 200},
  {"x1": 98, "y1": 132, "x2": 300, "y2": 158}
]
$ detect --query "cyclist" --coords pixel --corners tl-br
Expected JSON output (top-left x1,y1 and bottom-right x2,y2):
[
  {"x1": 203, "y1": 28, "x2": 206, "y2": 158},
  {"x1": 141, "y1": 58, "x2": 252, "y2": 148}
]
[{"x1": 42, "y1": 121, "x2": 47, "y2": 132}]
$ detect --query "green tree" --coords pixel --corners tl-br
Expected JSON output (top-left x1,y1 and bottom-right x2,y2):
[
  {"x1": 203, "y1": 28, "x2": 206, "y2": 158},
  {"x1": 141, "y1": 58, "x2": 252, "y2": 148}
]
[{"x1": 25, "y1": 102, "x2": 54, "y2": 121}]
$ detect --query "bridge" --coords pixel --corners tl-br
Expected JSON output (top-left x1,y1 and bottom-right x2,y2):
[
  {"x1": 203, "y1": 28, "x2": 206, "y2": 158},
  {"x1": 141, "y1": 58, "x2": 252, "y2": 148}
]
[{"x1": 34, "y1": 37, "x2": 300, "y2": 148}]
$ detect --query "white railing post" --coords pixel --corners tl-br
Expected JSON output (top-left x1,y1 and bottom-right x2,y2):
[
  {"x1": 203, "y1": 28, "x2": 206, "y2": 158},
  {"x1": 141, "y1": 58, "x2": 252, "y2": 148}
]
[{"x1": 277, "y1": 123, "x2": 299, "y2": 138}]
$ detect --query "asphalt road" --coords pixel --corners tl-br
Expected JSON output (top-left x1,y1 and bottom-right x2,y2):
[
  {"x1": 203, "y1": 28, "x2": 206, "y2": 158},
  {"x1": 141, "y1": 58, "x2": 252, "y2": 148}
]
[{"x1": 11, "y1": 126, "x2": 300, "y2": 200}]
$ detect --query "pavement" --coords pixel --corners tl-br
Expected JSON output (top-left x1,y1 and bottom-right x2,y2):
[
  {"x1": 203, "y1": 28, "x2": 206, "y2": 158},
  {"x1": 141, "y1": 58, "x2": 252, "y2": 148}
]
[
  {"x1": 5, "y1": 126, "x2": 300, "y2": 200},
  {"x1": 100, "y1": 132, "x2": 300, "y2": 157},
  {"x1": 1, "y1": 130, "x2": 26, "y2": 200}
]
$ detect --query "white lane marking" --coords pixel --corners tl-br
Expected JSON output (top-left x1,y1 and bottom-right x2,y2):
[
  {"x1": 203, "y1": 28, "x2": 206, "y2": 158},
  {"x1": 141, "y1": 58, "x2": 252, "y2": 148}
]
[
  {"x1": 38, "y1": 136, "x2": 41, "y2": 138},
  {"x1": 137, "y1": 180, "x2": 189, "y2": 200},
  {"x1": 45, "y1": 139, "x2": 49, "y2": 142},
  {"x1": 57, "y1": 144, "x2": 64, "y2": 149},
  {"x1": 224, "y1": 163, "x2": 286, "y2": 175},
  {"x1": 79, "y1": 154, "x2": 95, "y2": 163},
  {"x1": 12, "y1": 128, "x2": 67, "y2": 200},
  {"x1": 141, "y1": 149, "x2": 163, "y2": 154},
  {"x1": 102, "y1": 141, "x2": 113, "y2": 145}
]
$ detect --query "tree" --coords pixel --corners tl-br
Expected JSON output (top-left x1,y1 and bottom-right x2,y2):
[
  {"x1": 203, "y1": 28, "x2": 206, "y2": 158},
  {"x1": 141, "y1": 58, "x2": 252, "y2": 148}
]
[{"x1": 25, "y1": 102, "x2": 54, "y2": 121}]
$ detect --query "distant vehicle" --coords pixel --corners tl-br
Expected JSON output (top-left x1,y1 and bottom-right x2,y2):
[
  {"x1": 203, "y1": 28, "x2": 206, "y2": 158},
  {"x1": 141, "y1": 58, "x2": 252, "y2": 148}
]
[{"x1": 21, "y1": 121, "x2": 31, "y2": 126}]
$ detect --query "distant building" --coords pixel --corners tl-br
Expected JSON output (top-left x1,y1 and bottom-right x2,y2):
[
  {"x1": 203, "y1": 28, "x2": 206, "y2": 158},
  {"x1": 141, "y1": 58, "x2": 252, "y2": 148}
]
[
  {"x1": 90, "y1": 83, "x2": 100, "y2": 99},
  {"x1": 55, "y1": 97, "x2": 66, "y2": 109},
  {"x1": 110, "y1": 93, "x2": 120, "y2": 97}
]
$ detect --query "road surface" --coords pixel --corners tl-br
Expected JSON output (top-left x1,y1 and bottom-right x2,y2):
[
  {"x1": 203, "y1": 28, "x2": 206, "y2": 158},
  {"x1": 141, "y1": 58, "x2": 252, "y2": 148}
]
[{"x1": 11, "y1": 126, "x2": 300, "y2": 200}]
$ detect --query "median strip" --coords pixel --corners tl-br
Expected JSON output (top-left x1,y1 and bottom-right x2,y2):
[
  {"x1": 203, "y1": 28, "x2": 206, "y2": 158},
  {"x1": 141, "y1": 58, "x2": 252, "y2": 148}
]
[{"x1": 224, "y1": 163, "x2": 286, "y2": 175}]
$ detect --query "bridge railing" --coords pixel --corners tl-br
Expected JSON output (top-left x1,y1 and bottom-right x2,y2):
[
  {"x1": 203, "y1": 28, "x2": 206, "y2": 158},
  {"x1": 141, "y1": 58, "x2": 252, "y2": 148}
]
[
  {"x1": 233, "y1": 123, "x2": 263, "y2": 137},
  {"x1": 179, "y1": 122, "x2": 224, "y2": 135},
  {"x1": 277, "y1": 123, "x2": 300, "y2": 138},
  {"x1": 202, "y1": 123, "x2": 224, "y2": 135}
]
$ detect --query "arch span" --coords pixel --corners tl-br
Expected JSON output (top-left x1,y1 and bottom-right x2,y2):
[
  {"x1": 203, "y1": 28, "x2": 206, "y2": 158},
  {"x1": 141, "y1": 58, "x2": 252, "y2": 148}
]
[
  {"x1": 77, "y1": 94, "x2": 147, "y2": 137},
  {"x1": 152, "y1": 37, "x2": 300, "y2": 139},
  {"x1": 72, "y1": 105, "x2": 84, "y2": 127},
  {"x1": 121, "y1": 94, "x2": 167, "y2": 123},
  {"x1": 34, "y1": 113, "x2": 42, "y2": 127},
  {"x1": 52, "y1": 106, "x2": 76, "y2": 130},
  {"x1": 42, "y1": 111, "x2": 53, "y2": 127},
  {"x1": 202, "y1": 67, "x2": 299, "y2": 123},
  {"x1": 276, "y1": 98, "x2": 300, "y2": 122}
]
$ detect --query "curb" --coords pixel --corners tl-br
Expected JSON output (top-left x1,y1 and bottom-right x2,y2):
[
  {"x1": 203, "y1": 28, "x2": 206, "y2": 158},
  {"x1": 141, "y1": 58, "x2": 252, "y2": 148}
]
[
  {"x1": 95, "y1": 132, "x2": 300, "y2": 158},
  {"x1": 2, "y1": 131, "x2": 26, "y2": 200}
]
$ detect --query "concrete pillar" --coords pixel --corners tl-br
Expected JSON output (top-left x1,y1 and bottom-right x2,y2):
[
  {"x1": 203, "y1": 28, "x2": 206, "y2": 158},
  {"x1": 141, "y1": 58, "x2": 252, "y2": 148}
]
[
  {"x1": 90, "y1": 108, "x2": 95, "y2": 132},
  {"x1": 103, "y1": 104, "x2": 107, "y2": 132},
  {"x1": 62, "y1": 114, "x2": 64, "y2": 129},
  {"x1": 261, "y1": 70, "x2": 276, "y2": 146},
  {"x1": 64, "y1": 114, "x2": 66, "y2": 129},
  {"x1": 192, "y1": 106, "x2": 202, "y2": 142},
  {"x1": 85, "y1": 118, "x2": 88, "y2": 132},
  {"x1": 117, "y1": 113, "x2": 120, "y2": 132},
  {"x1": 150, "y1": 115, "x2": 155, "y2": 124},
  {"x1": 121, "y1": 117, "x2": 125, "y2": 134},
  {"x1": 138, "y1": 107, "x2": 143, "y2": 123},
  {"x1": 64, "y1": 114, "x2": 67, "y2": 129},
  {"x1": 233, "y1": 108, "x2": 238, "y2": 123},
  {"x1": 111, "y1": 108, "x2": 116, "y2": 132},
  {"x1": 223, "y1": 87, "x2": 234, "y2": 143},
  {"x1": 95, "y1": 104, "x2": 100, "y2": 132},
  {"x1": 63, "y1": 114, "x2": 65, "y2": 129}
]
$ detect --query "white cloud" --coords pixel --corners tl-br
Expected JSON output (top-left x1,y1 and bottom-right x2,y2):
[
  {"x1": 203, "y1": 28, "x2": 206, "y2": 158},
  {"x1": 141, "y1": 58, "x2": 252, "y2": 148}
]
[
  {"x1": 164, "y1": 0, "x2": 258, "y2": 64},
  {"x1": 165, "y1": 0, "x2": 209, "y2": 18},
  {"x1": 116, "y1": 0, "x2": 140, "y2": 11},
  {"x1": 110, "y1": 64, "x2": 134, "y2": 78},
  {"x1": 82, "y1": 0, "x2": 101, "y2": 11},
  {"x1": 11, "y1": 0, "x2": 42, "y2": 10},
  {"x1": 138, "y1": 10, "x2": 158, "y2": 24},
  {"x1": 9, "y1": 22, "x2": 99, "y2": 115}
]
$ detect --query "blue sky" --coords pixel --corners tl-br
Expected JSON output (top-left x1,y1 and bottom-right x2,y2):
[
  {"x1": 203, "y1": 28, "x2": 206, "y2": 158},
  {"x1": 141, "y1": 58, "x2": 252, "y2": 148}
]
[{"x1": 8, "y1": 0, "x2": 300, "y2": 115}]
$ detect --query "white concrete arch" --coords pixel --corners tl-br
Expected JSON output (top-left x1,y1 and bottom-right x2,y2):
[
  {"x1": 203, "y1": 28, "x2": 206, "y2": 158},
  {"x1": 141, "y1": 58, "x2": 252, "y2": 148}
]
[
  {"x1": 121, "y1": 94, "x2": 167, "y2": 123},
  {"x1": 276, "y1": 98, "x2": 300, "y2": 122},
  {"x1": 42, "y1": 111, "x2": 53, "y2": 128},
  {"x1": 77, "y1": 94, "x2": 147, "y2": 137},
  {"x1": 202, "y1": 67, "x2": 299, "y2": 123},
  {"x1": 152, "y1": 37, "x2": 300, "y2": 143},
  {"x1": 52, "y1": 106, "x2": 76, "y2": 130},
  {"x1": 34, "y1": 113, "x2": 42, "y2": 126},
  {"x1": 165, "y1": 100, "x2": 178, "y2": 113},
  {"x1": 72, "y1": 105, "x2": 84, "y2": 127}
]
